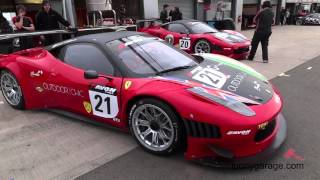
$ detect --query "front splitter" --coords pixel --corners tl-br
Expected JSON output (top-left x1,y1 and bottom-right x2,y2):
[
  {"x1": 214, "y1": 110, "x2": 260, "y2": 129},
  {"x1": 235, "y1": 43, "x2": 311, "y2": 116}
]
[{"x1": 191, "y1": 113, "x2": 287, "y2": 168}]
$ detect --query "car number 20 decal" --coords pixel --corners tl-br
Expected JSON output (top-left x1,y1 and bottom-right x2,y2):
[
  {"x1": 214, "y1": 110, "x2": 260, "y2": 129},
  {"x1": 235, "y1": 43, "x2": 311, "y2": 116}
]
[
  {"x1": 192, "y1": 68, "x2": 227, "y2": 88},
  {"x1": 89, "y1": 85, "x2": 119, "y2": 118},
  {"x1": 179, "y1": 38, "x2": 191, "y2": 50}
]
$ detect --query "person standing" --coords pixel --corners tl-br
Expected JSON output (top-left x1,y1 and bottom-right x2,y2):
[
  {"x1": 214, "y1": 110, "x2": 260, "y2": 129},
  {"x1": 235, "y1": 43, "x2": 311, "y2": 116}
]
[
  {"x1": 0, "y1": 11, "x2": 13, "y2": 54},
  {"x1": 285, "y1": 9, "x2": 290, "y2": 25},
  {"x1": 280, "y1": 7, "x2": 286, "y2": 25},
  {"x1": 160, "y1": 4, "x2": 170, "y2": 23},
  {"x1": 119, "y1": 4, "x2": 127, "y2": 25},
  {"x1": 35, "y1": 0, "x2": 71, "y2": 46},
  {"x1": 248, "y1": 1, "x2": 274, "y2": 63},
  {"x1": 12, "y1": 5, "x2": 35, "y2": 50},
  {"x1": 169, "y1": 7, "x2": 182, "y2": 21}
]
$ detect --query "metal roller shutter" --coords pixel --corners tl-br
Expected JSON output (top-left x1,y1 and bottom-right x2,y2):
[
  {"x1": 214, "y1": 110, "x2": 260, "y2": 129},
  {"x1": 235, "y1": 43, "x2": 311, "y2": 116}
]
[{"x1": 158, "y1": 0, "x2": 195, "y2": 19}]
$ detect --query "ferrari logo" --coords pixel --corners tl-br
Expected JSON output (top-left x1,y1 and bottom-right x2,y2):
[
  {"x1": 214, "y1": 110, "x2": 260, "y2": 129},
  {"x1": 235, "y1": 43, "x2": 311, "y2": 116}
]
[
  {"x1": 258, "y1": 122, "x2": 268, "y2": 130},
  {"x1": 83, "y1": 101, "x2": 92, "y2": 114},
  {"x1": 125, "y1": 81, "x2": 132, "y2": 90}
]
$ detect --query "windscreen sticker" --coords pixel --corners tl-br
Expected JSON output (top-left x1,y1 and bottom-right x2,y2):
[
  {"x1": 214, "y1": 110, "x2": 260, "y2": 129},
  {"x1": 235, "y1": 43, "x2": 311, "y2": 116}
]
[
  {"x1": 192, "y1": 67, "x2": 227, "y2": 88},
  {"x1": 187, "y1": 60, "x2": 273, "y2": 103},
  {"x1": 89, "y1": 85, "x2": 119, "y2": 119}
]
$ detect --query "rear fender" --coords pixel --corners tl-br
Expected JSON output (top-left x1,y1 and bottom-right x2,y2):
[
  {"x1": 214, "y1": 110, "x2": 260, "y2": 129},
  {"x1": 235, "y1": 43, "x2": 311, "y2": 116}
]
[{"x1": 0, "y1": 59, "x2": 37, "y2": 109}]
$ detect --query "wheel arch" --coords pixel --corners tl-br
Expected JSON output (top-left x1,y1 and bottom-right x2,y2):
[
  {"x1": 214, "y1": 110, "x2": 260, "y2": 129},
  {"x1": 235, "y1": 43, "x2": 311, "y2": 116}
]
[{"x1": 126, "y1": 95, "x2": 183, "y2": 123}]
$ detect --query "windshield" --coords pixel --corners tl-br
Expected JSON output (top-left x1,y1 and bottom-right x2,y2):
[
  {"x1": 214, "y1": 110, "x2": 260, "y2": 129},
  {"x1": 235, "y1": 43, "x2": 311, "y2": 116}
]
[
  {"x1": 106, "y1": 35, "x2": 197, "y2": 77},
  {"x1": 188, "y1": 22, "x2": 218, "y2": 34}
]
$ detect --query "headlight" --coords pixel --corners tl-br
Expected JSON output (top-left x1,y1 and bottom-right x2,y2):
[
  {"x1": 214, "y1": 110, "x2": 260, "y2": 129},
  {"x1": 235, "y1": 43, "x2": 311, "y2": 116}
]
[{"x1": 188, "y1": 87, "x2": 256, "y2": 117}]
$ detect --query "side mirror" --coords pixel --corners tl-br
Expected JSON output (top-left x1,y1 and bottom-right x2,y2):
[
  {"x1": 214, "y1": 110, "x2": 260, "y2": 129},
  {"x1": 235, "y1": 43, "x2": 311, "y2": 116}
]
[{"x1": 84, "y1": 70, "x2": 99, "y2": 79}]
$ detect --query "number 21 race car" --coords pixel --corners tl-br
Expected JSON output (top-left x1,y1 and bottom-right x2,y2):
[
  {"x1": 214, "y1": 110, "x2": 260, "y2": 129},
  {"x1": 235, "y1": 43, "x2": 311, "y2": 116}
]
[{"x1": 0, "y1": 31, "x2": 286, "y2": 166}]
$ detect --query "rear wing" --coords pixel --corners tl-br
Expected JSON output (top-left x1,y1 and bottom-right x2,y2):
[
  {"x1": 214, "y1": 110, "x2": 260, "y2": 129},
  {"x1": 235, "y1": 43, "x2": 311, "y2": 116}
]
[
  {"x1": 136, "y1": 19, "x2": 163, "y2": 29},
  {"x1": 0, "y1": 25, "x2": 137, "y2": 54},
  {"x1": 0, "y1": 25, "x2": 137, "y2": 41}
]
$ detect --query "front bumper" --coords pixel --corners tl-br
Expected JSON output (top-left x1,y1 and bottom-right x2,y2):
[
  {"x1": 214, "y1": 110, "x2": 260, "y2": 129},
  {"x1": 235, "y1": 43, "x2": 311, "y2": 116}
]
[
  {"x1": 218, "y1": 46, "x2": 250, "y2": 60},
  {"x1": 185, "y1": 113, "x2": 287, "y2": 167}
]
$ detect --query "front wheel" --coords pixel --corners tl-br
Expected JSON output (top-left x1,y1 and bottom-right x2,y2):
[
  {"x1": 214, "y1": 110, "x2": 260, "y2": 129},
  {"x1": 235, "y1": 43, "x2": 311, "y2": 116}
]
[
  {"x1": 0, "y1": 70, "x2": 24, "y2": 109},
  {"x1": 129, "y1": 98, "x2": 183, "y2": 155},
  {"x1": 194, "y1": 39, "x2": 212, "y2": 53},
  {"x1": 296, "y1": 19, "x2": 303, "y2": 25}
]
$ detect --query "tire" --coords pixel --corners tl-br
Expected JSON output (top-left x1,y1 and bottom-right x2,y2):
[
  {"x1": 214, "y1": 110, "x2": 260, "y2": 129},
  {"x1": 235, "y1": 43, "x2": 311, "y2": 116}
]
[
  {"x1": 0, "y1": 70, "x2": 24, "y2": 109},
  {"x1": 129, "y1": 98, "x2": 183, "y2": 155},
  {"x1": 296, "y1": 19, "x2": 303, "y2": 26},
  {"x1": 194, "y1": 39, "x2": 212, "y2": 53}
]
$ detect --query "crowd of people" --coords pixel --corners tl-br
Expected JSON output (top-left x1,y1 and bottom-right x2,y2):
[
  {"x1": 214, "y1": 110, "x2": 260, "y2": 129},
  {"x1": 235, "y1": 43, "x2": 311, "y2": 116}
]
[{"x1": 0, "y1": 0, "x2": 70, "y2": 52}]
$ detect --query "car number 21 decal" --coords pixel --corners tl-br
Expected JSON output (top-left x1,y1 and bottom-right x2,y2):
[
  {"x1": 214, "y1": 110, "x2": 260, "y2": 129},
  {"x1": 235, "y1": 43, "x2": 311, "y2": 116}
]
[
  {"x1": 192, "y1": 68, "x2": 227, "y2": 88},
  {"x1": 179, "y1": 38, "x2": 191, "y2": 50},
  {"x1": 89, "y1": 85, "x2": 119, "y2": 118}
]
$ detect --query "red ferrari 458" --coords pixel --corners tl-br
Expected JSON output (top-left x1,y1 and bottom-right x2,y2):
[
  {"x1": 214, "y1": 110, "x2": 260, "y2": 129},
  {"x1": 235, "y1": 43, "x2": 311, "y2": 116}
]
[
  {"x1": 138, "y1": 19, "x2": 251, "y2": 60},
  {"x1": 0, "y1": 31, "x2": 286, "y2": 166}
]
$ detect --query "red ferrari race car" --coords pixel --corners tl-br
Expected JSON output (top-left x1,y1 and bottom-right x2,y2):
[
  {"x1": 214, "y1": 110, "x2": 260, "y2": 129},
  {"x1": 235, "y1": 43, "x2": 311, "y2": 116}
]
[
  {"x1": 138, "y1": 19, "x2": 251, "y2": 60},
  {"x1": 0, "y1": 31, "x2": 286, "y2": 166}
]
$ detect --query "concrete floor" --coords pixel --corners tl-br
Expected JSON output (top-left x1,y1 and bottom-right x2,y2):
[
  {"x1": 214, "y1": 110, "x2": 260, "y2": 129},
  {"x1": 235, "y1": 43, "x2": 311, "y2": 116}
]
[
  {"x1": 0, "y1": 25, "x2": 320, "y2": 180},
  {"x1": 241, "y1": 25, "x2": 320, "y2": 79}
]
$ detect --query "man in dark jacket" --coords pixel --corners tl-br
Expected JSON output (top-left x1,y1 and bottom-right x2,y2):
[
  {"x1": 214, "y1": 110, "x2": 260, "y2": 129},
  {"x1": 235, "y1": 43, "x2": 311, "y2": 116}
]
[
  {"x1": 248, "y1": 1, "x2": 274, "y2": 63},
  {"x1": 0, "y1": 11, "x2": 13, "y2": 53},
  {"x1": 160, "y1": 4, "x2": 170, "y2": 23},
  {"x1": 35, "y1": 0, "x2": 70, "y2": 45},
  {"x1": 169, "y1": 7, "x2": 183, "y2": 21}
]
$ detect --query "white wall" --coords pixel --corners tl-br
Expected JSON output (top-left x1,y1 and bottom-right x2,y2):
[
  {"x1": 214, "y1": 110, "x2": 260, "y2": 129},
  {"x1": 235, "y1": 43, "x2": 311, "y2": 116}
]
[
  {"x1": 143, "y1": 0, "x2": 159, "y2": 18},
  {"x1": 235, "y1": 0, "x2": 244, "y2": 31}
]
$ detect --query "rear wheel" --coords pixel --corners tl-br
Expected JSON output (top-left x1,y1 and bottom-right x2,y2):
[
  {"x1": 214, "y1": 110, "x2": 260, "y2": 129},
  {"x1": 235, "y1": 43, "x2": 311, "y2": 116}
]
[
  {"x1": 194, "y1": 39, "x2": 212, "y2": 53},
  {"x1": 0, "y1": 70, "x2": 24, "y2": 109},
  {"x1": 129, "y1": 98, "x2": 183, "y2": 155}
]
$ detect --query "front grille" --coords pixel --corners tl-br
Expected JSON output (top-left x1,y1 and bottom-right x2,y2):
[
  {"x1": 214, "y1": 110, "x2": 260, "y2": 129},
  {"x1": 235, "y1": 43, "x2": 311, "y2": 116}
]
[
  {"x1": 184, "y1": 119, "x2": 221, "y2": 138},
  {"x1": 254, "y1": 119, "x2": 276, "y2": 142},
  {"x1": 234, "y1": 47, "x2": 249, "y2": 54}
]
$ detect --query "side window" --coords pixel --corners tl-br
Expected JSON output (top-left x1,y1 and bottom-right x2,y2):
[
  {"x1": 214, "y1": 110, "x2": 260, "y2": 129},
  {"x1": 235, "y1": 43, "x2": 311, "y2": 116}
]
[
  {"x1": 63, "y1": 43, "x2": 114, "y2": 75},
  {"x1": 49, "y1": 46, "x2": 63, "y2": 60},
  {"x1": 168, "y1": 24, "x2": 188, "y2": 34}
]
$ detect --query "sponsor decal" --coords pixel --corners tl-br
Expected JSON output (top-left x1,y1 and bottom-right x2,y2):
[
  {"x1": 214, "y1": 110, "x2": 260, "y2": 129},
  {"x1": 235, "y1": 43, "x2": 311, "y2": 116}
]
[
  {"x1": 254, "y1": 81, "x2": 261, "y2": 92},
  {"x1": 227, "y1": 72, "x2": 247, "y2": 92},
  {"x1": 92, "y1": 85, "x2": 117, "y2": 95},
  {"x1": 192, "y1": 66, "x2": 227, "y2": 88},
  {"x1": 30, "y1": 70, "x2": 43, "y2": 77},
  {"x1": 124, "y1": 81, "x2": 132, "y2": 90},
  {"x1": 89, "y1": 85, "x2": 119, "y2": 118},
  {"x1": 42, "y1": 82, "x2": 83, "y2": 97},
  {"x1": 179, "y1": 37, "x2": 191, "y2": 50},
  {"x1": 165, "y1": 34, "x2": 174, "y2": 45},
  {"x1": 227, "y1": 130, "x2": 251, "y2": 135},
  {"x1": 113, "y1": 117, "x2": 121, "y2": 123},
  {"x1": 258, "y1": 122, "x2": 268, "y2": 130},
  {"x1": 83, "y1": 101, "x2": 92, "y2": 114},
  {"x1": 35, "y1": 86, "x2": 44, "y2": 92}
]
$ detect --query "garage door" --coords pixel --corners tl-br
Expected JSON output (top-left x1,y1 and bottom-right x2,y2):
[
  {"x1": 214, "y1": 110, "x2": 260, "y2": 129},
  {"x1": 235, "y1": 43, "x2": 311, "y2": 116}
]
[{"x1": 158, "y1": 0, "x2": 194, "y2": 19}]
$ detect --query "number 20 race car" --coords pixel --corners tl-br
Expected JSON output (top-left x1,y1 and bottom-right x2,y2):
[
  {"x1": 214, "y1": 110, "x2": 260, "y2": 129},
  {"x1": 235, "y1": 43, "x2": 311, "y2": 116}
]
[
  {"x1": 138, "y1": 19, "x2": 251, "y2": 60},
  {"x1": 0, "y1": 31, "x2": 286, "y2": 166}
]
